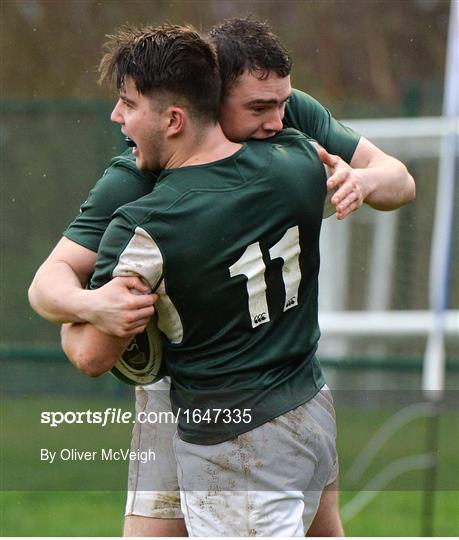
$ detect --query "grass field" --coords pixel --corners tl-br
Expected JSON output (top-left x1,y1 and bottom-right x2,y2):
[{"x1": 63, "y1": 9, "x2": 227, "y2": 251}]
[
  {"x1": 2, "y1": 490, "x2": 458, "y2": 536},
  {"x1": 1, "y1": 394, "x2": 458, "y2": 536}
]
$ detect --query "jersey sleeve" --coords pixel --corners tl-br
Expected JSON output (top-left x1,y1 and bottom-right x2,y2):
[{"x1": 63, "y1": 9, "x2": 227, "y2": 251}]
[
  {"x1": 283, "y1": 89, "x2": 360, "y2": 163},
  {"x1": 64, "y1": 152, "x2": 158, "y2": 253},
  {"x1": 90, "y1": 211, "x2": 163, "y2": 293},
  {"x1": 271, "y1": 129, "x2": 334, "y2": 218}
]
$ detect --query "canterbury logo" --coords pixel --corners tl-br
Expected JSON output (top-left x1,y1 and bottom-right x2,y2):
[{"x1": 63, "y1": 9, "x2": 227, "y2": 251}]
[
  {"x1": 285, "y1": 297, "x2": 297, "y2": 308},
  {"x1": 253, "y1": 312, "x2": 268, "y2": 324}
]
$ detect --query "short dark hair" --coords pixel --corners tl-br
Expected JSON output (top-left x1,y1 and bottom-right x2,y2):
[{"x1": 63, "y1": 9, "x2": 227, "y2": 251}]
[
  {"x1": 99, "y1": 23, "x2": 221, "y2": 123},
  {"x1": 208, "y1": 17, "x2": 292, "y2": 101}
]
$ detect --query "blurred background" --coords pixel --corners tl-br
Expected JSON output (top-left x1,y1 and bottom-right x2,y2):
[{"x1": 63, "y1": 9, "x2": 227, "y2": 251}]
[{"x1": 1, "y1": 0, "x2": 458, "y2": 536}]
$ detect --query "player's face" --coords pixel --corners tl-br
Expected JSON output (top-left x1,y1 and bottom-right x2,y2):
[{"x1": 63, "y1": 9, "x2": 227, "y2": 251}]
[
  {"x1": 219, "y1": 71, "x2": 291, "y2": 142},
  {"x1": 111, "y1": 77, "x2": 165, "y2": 170}
]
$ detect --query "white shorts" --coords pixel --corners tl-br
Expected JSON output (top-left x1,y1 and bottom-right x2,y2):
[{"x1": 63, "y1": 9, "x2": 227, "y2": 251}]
[
  {"x1": 125, "y1": 377, "x2": 183, "y2": 519},
  {"x1": 173, "y1": 386, "x2": 338, "y2": 537}
]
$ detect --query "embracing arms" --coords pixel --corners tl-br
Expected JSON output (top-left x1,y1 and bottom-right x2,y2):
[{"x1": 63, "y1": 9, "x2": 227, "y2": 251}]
[
  {"x1": 60, "y1": 321, "x2": 133, "y2": 377},
  {"x1": 28, "y1": 237, "x2": 156, "y2": 337},
  {"x1": 323, "y1": 137, "x2": 415, "y2": 220}
]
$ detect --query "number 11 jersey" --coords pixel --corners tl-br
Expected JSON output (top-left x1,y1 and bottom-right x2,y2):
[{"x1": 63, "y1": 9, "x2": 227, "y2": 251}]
[{"x1": 91, "y1": 128, "x2": 329, "y2": 445}]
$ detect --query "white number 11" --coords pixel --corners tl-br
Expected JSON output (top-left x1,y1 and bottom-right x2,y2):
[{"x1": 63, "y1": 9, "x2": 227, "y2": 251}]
[{"x1": 229, "y1": 225, "x2": 302, "y2": 328}]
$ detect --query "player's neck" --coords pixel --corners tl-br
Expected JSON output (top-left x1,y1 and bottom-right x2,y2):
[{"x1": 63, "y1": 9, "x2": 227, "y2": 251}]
[{"x1": 165, "y1": 123, "x2": 242, "y2": 169}]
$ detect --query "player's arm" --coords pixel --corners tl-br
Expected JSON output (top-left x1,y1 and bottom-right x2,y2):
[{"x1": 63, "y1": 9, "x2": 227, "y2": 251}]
[
  {"x1": 320, "y1": 139, "x2": 416, "y2": 220},
  {"x1": 28, "y1": 155, "x2": 157, "y2": 336},
  {"x1": 61, "y1": 214, "x2": 161, "y2": 377},
  {"x1": 28, "y1": 237, "x2": 96, "y2": 323},
  {"x1": 28, "y1": 237, "x2": 155, "y2": 336},
  {"x1": 61, "y1": 322, "x2": 132, "y2": 377},
  {"x1": 349, "y1": 137, "x2": 416, "y2": 210},
  {"x1": 285, "y1": 89, "x2": 415, "y2": 218}
]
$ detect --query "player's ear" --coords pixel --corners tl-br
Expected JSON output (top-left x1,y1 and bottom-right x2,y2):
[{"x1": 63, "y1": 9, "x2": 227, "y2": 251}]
[{"x1": 165, "y1": 107, "x2": 186, "y2": 137}]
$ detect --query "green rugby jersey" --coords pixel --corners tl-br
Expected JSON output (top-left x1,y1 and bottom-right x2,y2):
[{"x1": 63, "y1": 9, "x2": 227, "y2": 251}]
[
  {"x1": 284, "y1": 89, "x2": 359, "y2": 163},
  {"x1": 64, "y1": 89, "x2": 359, "y2": 251},
  {"x1": 91, "y1": 129, "x2": 327, "y2": 444},
  {"x1": 64, "y1": 149, "x2": 159, "y2": 251}
]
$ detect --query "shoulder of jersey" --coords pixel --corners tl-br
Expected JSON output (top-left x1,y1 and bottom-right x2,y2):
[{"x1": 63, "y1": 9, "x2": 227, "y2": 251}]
[
  {"x1": 107, "y1": 149, "x2": 158, "y2": 182},
  {"x1": 285, "y1": 87, "x2": 315, "y2": 113},
  {"x1": 270, "y1": 128, "x2": 317, "y2": 152}
]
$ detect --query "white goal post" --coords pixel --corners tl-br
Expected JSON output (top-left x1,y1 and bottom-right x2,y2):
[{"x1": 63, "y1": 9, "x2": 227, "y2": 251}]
[
  {"x1": 317, "y1": 115, "x2": 458, "y2": 367},
  {"x1": 319, "y1": 310, "x2": 458, "y2": 337}
]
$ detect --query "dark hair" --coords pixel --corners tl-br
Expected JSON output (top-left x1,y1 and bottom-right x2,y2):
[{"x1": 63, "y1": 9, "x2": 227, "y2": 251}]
[
  {"x1": 208, "y1": 17, "x2": 292, "y2": 101},
  {"x1": 99, "y1": 23, "x2": 220, "y2": 123}
]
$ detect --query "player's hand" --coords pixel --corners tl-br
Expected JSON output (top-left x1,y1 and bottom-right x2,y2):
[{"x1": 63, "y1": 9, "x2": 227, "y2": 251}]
[
  {"x1": 319, "y1": 148, "x2": 368, "y2": 220},
  {"x1": 83, "y1": 277, "x2": 158, "y2": 338}
]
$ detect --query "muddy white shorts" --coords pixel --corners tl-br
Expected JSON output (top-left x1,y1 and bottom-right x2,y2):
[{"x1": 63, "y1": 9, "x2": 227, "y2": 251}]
[
  {"x1": 173, "y1": 385, "x2": 338, "y2": 536},
  {"x1": 124, "y1": 377, "x2": 183, "y2": 519}
]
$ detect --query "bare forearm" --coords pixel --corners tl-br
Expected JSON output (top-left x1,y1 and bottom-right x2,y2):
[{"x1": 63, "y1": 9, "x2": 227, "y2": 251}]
[
  {"x1": 61, "y1": 323, "x2": 131, "y2": 377},
  {"x1": 28, "y1": 237, "x2": 97, "y2": 324},
  {"x1": 350, "y1": 137, "x2": 415, "y2": 211},
  {"x1": 28, "y1": 261, "x2": 93, "y2": 324},
  {"x1": 359, "y1": 156, "x2": 415, "y2": 211}
]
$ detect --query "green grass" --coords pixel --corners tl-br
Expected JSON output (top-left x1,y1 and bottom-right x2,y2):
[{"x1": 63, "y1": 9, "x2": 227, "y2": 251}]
[
  {"x1": 1, "y1": 491, "x2": 125, "y2": 536},
  {"x1": 2, "y1": 396, "x2": 134, "y2": 491},
  {"x1": 336, "y1": 407, "x2": 458, "y2": 491},
  {"x1": 341, "y1": 490, "x2": 458, "y2": 536},
  {"x1": 1, "y1": 490, "x2": 458, "y2": 536}
]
